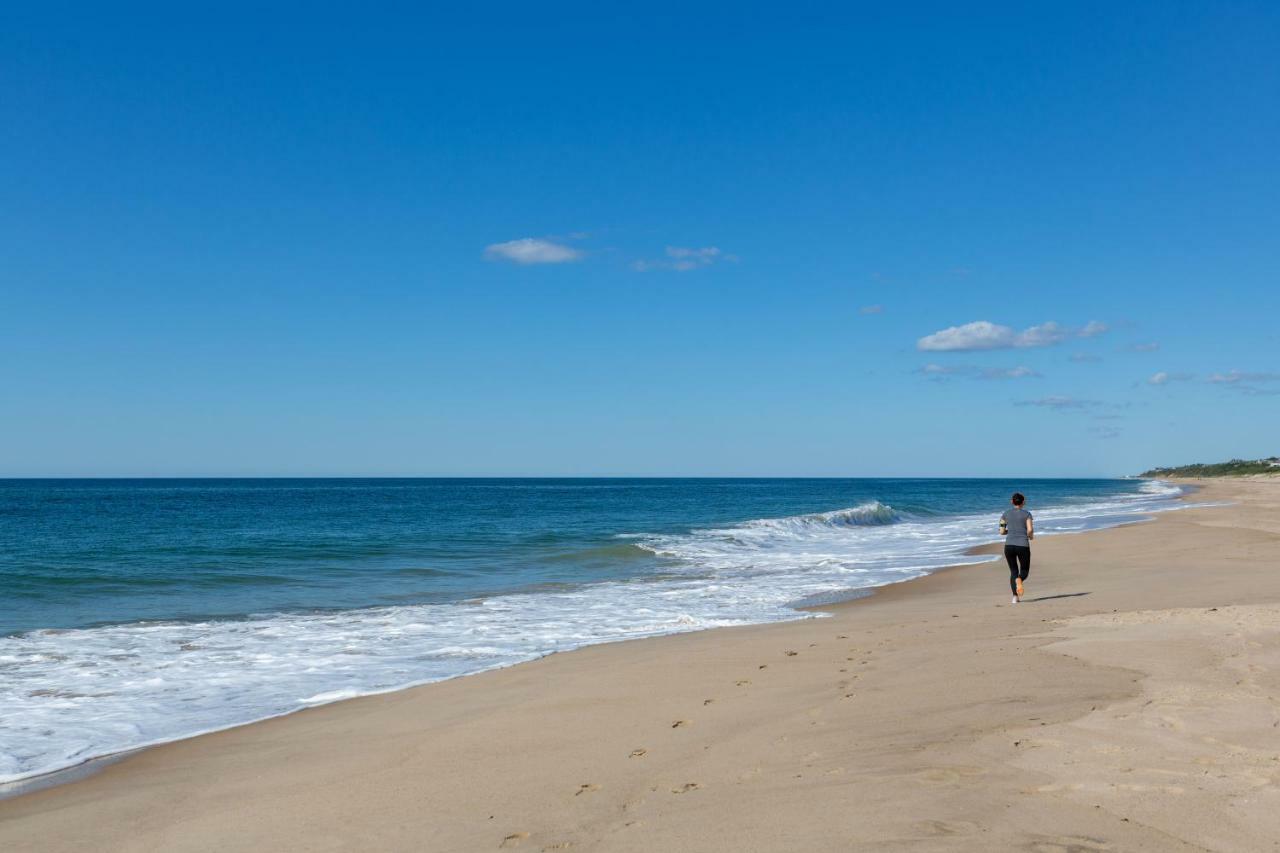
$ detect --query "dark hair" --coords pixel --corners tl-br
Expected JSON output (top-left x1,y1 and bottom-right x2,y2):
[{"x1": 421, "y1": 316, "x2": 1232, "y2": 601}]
[{"x1": 1011, "y1": 492, "x2": 1025, "y2": 506}]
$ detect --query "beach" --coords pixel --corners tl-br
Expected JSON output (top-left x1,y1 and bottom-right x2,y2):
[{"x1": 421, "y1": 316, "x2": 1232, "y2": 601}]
[{"x1": 2, "y1": 477, "x2": 1278, "y2": 851}]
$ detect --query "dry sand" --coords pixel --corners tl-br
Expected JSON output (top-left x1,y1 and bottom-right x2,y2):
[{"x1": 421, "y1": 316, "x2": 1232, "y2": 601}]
[{"x1": 3, "y1": 478, "x2": 1278, "y2": 852}]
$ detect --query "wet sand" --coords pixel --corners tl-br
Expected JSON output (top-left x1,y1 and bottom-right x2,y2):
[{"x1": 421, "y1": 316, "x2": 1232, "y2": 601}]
[{"x1": 2, "y1": 478, "x2": 1277, "y2": 852}]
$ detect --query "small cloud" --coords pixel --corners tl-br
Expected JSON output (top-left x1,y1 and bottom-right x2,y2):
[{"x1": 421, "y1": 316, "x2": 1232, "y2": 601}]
[
  {"x1": 917, "y1": 321, "x2": 1051, "y2": 351},
  {"x1": 1128, "y1": 342, "x2": 1160, "y2": 352},
  {"x1": 1016, "y1": 396, "x2": 1101, "y2": 411},
  {"x1": 1206, "y1": 369, "x2": 1280, "y2": 384},
  {"x1": 916, "y1": 363, "x2": 967, "y2": 381},
  {"x1": 979, "y1": 366, "x2": 1041, "y2": 380},
  {"x1": 916, "y1": 320, "x2": 1107, "y2": 352},
  {"x1": 1206, "y1": 369, "x2": 1280, "y2": 395},
  {"x1": 859, "y1": 305, "x2": 884, "y2": 315},
  {"x1": 1015, "y1": 322, "x2": 1072, "y2": 348},
  {"x1": 484, "y1": 238, "x2": 583, "y2": 265},
  {"x1": 1089, "y1": 425, "x2": 1122, "y2": 439},
  {"x1": 1147, "y1": 371, "x2": 1194, "y2": 386},
  {"x1": 916, "y1": 364, "x2": 1041, "y2": 382},
  {"x1": 1070, "y1": 353, "x2": 1103, "y2": 363},
  {"x1": 633, "y1": 246, "x2": 736, "y2": 272}
]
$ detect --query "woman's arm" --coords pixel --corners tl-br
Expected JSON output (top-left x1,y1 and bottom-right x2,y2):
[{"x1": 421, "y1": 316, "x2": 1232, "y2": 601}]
[{"x1": 1026, "y1": 516, "x2": 1034, "y2": 541}]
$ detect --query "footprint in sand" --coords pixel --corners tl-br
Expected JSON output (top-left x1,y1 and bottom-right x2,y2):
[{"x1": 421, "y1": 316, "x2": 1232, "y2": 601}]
[
  {"x1": 913, "y1": 820, "x2": 979, "y2": 838},
  {"x1": 758, "y1": 664, "x2": 768, "y2": 670},
  {"x1": 500, "y1": 832, "x2": 529, "y2": 848},
  {"x1": 575, "y1": 783, "x2": 600, "y2": 796},
  {"x1": 671, "y1": 720, "x2": 689, "y2": 728},
  {"x1": 542, "y1": 844, "x2": 574, "y2": 851},
  {"x1": 629, "y1": 748, "x2": 647, "y2": 758},
  {"x1": 917, "y1": 766, "x2": 985, "y2": 785},
  {"x1": 735, "y1": 679, "x2": 752, "y2": 686},
  {"x1": 671, "y1": 782, "x2": 701, "y2": 794},
  {"x1": 703, "y1": 698, "x2": 715, "y2": 705},
  {"x1": 784, "y1": 650, "x2": 798, "y2": 656}
]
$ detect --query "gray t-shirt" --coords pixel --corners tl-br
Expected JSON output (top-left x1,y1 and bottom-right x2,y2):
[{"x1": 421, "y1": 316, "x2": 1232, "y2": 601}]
[{"x1": 1001, "y1": 507, "x2": 1033, "y2": 547}]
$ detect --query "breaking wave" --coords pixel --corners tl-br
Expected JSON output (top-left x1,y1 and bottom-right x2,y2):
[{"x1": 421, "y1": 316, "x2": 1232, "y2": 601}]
[{"x1": 742, "y1": 501, "x2": 902, "y2": 531}]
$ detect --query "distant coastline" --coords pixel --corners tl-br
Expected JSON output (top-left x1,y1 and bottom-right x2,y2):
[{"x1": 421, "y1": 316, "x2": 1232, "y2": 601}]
[{"x1": 1141, "y1": 457, "x2": 1280, "y2": 478}]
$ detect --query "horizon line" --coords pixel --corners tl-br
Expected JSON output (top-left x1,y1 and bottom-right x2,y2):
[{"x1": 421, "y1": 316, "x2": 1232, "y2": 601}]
[{"x1": 0, "y1": 473, "x2": 1141, "y2": 481}]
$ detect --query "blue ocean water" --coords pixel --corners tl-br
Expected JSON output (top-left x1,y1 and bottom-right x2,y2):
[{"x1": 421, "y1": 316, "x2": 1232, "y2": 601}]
[{"x1": 0, "y1": 477, "x2": 1185, "y2": 783}]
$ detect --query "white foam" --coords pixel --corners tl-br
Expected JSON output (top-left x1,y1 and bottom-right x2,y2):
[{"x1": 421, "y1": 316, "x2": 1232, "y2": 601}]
[{"x1": 0, "y1": 481, "x2": 1189, "y2": 784}]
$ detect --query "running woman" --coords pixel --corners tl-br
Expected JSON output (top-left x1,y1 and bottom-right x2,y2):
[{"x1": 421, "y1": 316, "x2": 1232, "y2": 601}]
[{"x1": 1000, "y1": 492, "x2": 1034, "y2": 603}]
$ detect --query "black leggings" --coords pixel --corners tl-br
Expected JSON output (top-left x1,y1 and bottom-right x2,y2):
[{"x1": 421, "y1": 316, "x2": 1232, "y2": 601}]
[{"x1": 1004, "y1": 545, "x2": 1031, "y2": 594}]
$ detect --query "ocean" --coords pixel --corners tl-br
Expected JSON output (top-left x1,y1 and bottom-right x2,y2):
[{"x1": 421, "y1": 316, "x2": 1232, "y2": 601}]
[{"x1": 0, "y1": 477, "x2": 1187, "y2": 784}]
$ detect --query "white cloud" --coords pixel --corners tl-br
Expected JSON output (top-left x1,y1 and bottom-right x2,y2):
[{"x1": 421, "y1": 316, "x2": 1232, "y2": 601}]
[
  {"x1": 916, "y1": 363, "x2": 966, "y2": 380},
  {"x1": 917, "y1": 321, "x2": 1019, "y2": 351},
  {"x1": 1148, "y1": 371, "x2": 1193, "y2": 386},
  {"x1": 1206, "y1": 370, "x2": 1280, "y2": 384},
  {"x1": 1018, "y1": 322, "x2": 1074, "y2": 347},
  {"x1": 980, "y1": 366, "x2": 1041, "y2": 380},
  {"x1": 859, "y1": 305, "x2": 884, "y2": 315},
  {"x1": 917, "y1": 364, "x2": 1040, "y2": 381},
  {"x1": 1206, "y1": 370, "x2": 1280, "y2": 395},
  {"x1": 1070, "y1": 353, "x2": 1103, "y2": 363},
  {"x1": 916, "y1": 319, "x2": 1107, "y2": 352},
  {"x1": 1129, "y1": 342, "x2": 1160, "y2": 352},
  {"x1": 484, "y1": 238, "x2": 583, "y2": 265},
  {"x1": 1015, "y1": 396, "x2": 1101, "y2": 411},
  {"x1": 633, "y1": 246, "x2": 736, "y2": 272}
]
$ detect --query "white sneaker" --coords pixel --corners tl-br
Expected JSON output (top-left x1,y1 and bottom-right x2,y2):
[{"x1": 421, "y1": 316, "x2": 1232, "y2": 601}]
[{"x1": 1011, "y1": 596, "x2": 1019, "y2": 604}]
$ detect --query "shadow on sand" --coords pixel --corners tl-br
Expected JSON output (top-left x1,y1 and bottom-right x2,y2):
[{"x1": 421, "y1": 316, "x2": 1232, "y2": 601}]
[{"x1": 1026, "y1": 592, "x2": 1091, "y2": 603}]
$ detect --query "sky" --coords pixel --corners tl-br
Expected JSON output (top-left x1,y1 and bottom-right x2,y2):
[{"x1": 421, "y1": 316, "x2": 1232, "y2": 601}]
[{"x1": 2, "y1": 2, "x2": 1278, "y2": 477}]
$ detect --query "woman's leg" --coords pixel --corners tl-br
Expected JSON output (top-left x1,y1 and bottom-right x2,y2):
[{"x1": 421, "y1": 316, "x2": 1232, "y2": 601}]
[
  {"x1": 1004, "y1": 546, "x2": 1020, "y2": 595},
  {"x1": 1014, "y1": 546, "x2": 1030, "y2": 596}
]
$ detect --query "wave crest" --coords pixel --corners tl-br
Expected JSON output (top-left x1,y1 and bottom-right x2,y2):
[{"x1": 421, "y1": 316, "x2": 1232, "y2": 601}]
[{"x1": 744, "y1": 501, "x2": 901, "y2": 531}]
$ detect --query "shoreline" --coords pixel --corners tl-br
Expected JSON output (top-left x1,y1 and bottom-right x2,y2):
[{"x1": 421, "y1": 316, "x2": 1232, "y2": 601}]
[
  {"x1": 0, "y1": 483, "x2": 1190, "y2": 799},
  {"x1": 6, "y1": 477, "x2": 1276, "y2": 850}
]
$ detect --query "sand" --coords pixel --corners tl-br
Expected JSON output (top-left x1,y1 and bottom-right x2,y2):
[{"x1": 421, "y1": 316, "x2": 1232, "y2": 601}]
[{"x1": 2, "y1": 478, "x2": 1278, "y2": 852}]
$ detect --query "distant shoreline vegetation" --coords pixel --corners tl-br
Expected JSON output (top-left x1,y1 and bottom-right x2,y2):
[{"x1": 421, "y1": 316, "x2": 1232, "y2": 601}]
[{"x1": 1143, "y1": 457, "x2": 1280, "y2": 477}]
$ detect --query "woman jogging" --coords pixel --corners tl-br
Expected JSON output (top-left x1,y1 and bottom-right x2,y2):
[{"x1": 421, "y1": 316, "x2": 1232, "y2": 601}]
[{"x1": 1000, "y1": 492, "x2": 1034, "y2": 603}]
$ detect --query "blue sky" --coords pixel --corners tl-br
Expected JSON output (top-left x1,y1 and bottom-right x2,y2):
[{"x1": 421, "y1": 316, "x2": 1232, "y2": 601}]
[{"x1": 2, "y1": 2, "x2": 1278, "y2": 476}]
